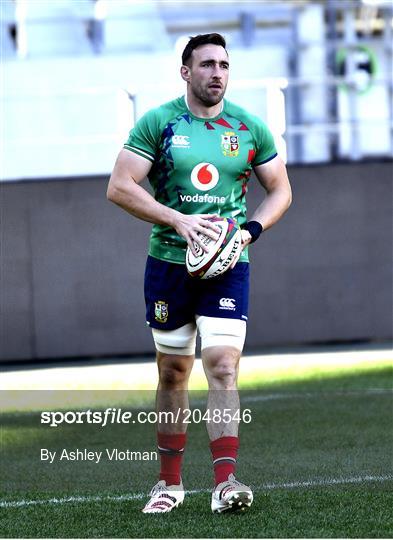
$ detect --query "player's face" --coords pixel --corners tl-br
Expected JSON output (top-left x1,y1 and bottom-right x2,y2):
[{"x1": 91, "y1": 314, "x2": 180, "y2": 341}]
[{"x1": 187, "y1": 44, "x2": 229, "y2": 107}]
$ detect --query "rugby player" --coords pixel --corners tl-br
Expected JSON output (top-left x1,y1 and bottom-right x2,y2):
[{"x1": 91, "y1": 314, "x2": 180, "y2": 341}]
[{"x1": 107, "y1": 33, "x2": 292, "y2": 513}]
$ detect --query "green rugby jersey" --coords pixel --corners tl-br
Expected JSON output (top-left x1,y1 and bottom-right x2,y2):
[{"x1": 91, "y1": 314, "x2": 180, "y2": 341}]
[{"x1": 124, "y1": 96, "x2": 277, "y2": 264}]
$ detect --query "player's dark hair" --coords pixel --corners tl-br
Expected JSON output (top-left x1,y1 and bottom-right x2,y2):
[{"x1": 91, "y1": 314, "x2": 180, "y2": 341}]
[{"x1": 182, "y1": 33, "x2": 227, "y2": 66}]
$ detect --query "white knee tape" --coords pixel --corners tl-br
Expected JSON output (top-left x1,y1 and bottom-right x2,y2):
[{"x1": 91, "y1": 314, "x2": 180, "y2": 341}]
[
  {"x1": 196, "y1": 316, "x2": 247, "y2": 352},
  {"x1": 152, "y1": 323, "x2": 197, "y2": 356}
]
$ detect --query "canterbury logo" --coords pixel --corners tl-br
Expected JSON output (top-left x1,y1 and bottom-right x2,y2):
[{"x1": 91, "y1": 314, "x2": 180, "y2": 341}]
[
  {"x1": 219, "y1": 298, "x2": 236, "y2": 309},
  {"x1": 172, "y1": 135, "x2": 190, "y2": 146}
]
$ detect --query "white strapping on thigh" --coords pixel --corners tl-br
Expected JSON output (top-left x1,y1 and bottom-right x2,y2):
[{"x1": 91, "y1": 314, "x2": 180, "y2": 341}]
[
  {"x1": 152, "y1": 322, "x2": 197, "y2": 356},
  {"x1": 196, "y1": 316, "x2": 247, "y2": 352}
]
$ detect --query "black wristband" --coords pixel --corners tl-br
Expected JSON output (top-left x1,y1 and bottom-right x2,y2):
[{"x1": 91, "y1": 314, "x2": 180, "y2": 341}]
[{"x1": 243, "y1": 221, "x2": 263, "y2": 243}]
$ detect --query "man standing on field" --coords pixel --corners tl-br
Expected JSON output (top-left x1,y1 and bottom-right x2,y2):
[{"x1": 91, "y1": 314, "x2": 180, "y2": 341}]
[{"x1": 107, "y1": 33, "x2": 292, "y2": 513}]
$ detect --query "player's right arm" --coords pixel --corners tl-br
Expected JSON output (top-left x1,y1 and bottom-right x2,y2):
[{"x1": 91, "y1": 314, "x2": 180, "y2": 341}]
[{"x1": 107, "y1": 149, "x2": 219, "y2": 254}]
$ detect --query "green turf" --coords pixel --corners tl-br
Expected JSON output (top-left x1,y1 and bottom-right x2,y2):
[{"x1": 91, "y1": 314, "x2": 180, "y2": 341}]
[
  {"x1": 1, "y1": 366, "x2": 392, "y2": 538},
  {"x1": 1, "y1": 484, "x2": 392, "y2": 538}
]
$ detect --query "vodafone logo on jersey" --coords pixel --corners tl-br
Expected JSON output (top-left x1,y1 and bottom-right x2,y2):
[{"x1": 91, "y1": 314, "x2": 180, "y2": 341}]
[{"x1": 190, "y1": 163, "x2": 219, "y2": 192}]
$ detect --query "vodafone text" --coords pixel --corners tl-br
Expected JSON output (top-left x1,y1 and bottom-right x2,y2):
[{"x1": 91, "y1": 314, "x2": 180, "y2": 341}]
[
  {"x1": 179, "y1": 193, "x2": 226, "y2": 204},
  {"x1": 41, "y1": 408, "x2": 252, "y2": 427}
]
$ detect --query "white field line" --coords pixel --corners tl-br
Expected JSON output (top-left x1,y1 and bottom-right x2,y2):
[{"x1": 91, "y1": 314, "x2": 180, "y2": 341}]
[
  {"x1": 1, "y1": 474, "x2": 392, "y2": 509},
  {"x1": 240, "y1": 388, "x2": 393, "y2": 403},
  {"x1": 185, "y1": 388, "x2": 393, "y2": 409}
]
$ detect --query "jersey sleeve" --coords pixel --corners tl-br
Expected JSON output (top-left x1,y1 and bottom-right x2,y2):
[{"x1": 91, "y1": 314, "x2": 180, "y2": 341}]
[
  {"x1": 123, "y1": 108, "x2": 159, "y2": 163},
  {"x1": 251, "y1": 118, "x2": 277, "y2": 166}
]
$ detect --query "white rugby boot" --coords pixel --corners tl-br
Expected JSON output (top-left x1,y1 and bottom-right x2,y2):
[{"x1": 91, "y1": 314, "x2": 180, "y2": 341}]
[
  {"x1": 142, "y1": 479, "x2": 184, "y2": 513},
  {"x1": 211, "y1": 474, "x2": 253, "y2": 513}
]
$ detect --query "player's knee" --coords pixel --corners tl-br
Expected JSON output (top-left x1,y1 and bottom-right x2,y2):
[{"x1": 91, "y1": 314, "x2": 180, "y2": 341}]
[
  {"x1": 158, "y1": 361, "x2": 190, "y2": 388},
  {"x1": 203, "y1": 349, "x2": 240, "y2": 389},
  {"x1": 210, "y1": 362, "x2": 238, "y2": 388}
]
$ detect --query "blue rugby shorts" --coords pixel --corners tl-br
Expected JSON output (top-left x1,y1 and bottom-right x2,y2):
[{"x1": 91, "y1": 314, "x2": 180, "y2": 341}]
[{"x1": 144, "y1": 255, "x2": 249, "y2": 330}]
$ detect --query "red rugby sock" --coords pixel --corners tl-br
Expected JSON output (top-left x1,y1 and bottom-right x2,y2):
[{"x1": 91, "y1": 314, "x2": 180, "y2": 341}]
[
  {"x1": 210, "y1": 436, "x2": 239, "y2": 486},
  {"x1": 157, "y1": 432, "x2": 186, "y2": 486}
]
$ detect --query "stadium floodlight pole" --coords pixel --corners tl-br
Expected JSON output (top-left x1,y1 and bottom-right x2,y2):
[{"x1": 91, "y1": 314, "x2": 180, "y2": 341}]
[
  {"x1": 343, "y1": 6, "x2": 362, "y2": 160},
  {"x1": 124, "y1": 89, "x2": 137, "y2": 127},
  {"x1": 383, "y1": 4, "x2": 393, "y2": 156},
  {"x1": 288, "y1": 5, "x2": 303, "y2": 163},
  {"x1": 326, "y1": 0, "x2": 340, "y2": 161}
]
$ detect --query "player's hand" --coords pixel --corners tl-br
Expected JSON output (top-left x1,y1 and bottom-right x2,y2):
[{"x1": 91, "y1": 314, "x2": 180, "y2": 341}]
[
  {"x1": 173, "y1": 213, "x2": 221, "y2": 256},
  {"x1": 229, "y1": 229, "x2": 252, "y2": 270}
]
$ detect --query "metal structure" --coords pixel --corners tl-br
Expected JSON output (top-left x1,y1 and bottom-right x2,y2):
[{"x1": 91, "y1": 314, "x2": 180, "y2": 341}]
[{"x1": 1, "y1": 0, "x2": 392, "y2": 178}]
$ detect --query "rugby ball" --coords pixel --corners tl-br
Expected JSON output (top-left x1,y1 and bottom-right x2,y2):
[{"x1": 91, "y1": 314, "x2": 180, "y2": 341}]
[{"x1": 186, "y1": 217, "x2": 242, "y2": 279}]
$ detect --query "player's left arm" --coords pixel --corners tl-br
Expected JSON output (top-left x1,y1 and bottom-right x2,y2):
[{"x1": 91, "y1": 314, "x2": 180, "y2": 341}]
[
  {"x1": 243, "y1": 155, "x2": 292, "y2": 245},
  {"x1": 230, "y1": 155, "x2": 291, "y2": 269}
]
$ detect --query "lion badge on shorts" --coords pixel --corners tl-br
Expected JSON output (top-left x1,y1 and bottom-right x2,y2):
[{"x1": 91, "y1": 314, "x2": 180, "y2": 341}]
[{"x1": 154, "y1": 301, "x2": 168, "y2": 323}]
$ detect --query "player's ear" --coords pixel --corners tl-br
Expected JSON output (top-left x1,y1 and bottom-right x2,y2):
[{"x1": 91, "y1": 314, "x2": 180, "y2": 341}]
[{"x1": 181, "y1": 65, "x2": 190, "y2": 82}]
